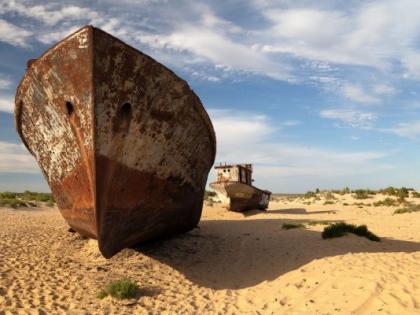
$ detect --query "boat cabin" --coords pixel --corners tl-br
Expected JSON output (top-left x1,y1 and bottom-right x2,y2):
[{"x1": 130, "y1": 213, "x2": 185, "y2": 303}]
[{"x1": 214, "y1": 163, "x2": 254, "y2": 185}]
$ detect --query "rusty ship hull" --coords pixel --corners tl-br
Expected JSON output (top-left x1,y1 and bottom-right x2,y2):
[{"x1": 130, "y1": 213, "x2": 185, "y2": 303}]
[
  {"x1": 210, "y1": 181, "x2": 271, "y2": 212},
  {"x1": 15, "y1": 26, "x2": 216, "y2": 258}
]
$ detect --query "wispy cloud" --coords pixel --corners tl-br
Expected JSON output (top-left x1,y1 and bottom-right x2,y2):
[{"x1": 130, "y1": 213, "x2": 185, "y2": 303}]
[
  {"x1": 385, "y1": 120, "x2": 420, "y2": 139},
  {"x1": 0, "y1": 141, "x2": 38, "y2": 174},
  {"x1": 257, "y1": 0, "x2": 420, "y2": 73},
  {"x1": 210, "y1": 109, "x2": 389, "y2": 186},
  {"x1": 0, "y1": 19, "x2": 32, "y2": 47},
  {"x1": 320, "y1": 108, "x2": 378, "y2": 129},
  {"x1": 0, "y1": 96, "x2": 13, "y2": 113},
  {"x1": 0, "y1": 2, "x2": 99, "y2": 26},
  {"x1": 0, "y1": 77, "x2": 12, "y2": 89},
  {"x1": 340, "y1": 84, "x2": 380, "y2": 104}
]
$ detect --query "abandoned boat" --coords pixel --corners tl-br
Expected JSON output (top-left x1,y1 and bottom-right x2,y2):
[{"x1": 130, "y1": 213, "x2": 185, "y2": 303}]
[
  {"x1": 15, "y1": 26, "x2": 216, "y2": 258},
  {"x1": 209, "y1": 163, "x2": 271, "y2": 212}
]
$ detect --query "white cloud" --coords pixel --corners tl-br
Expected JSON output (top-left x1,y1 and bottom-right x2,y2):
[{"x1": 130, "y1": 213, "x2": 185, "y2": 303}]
[
  {"x1": 2, "y1": 0, "x2": 420, "y2": 85},
  {"x1": 0, "y1": 77, "x2": 12, "y2": 89},
  {"x1": 385, "y1": 120, "x2": 420, "y2": 139},
  {"x1": 340, "y1": 84, "x2": 379, "y2": 104},
  {"x1": 0, "y1": 142, "x2": 39, "y2": 174},
  {"x1": 402, "y1": 52, "x2": 420, "y2": 80},
  {"x1": 258, "y1": 0, "x2": 420, "y2": 72},
  {"x1": 372, "y1": 84, "x2": 396, "y2": 95},
  {"x1": 0, "y1": 19, "x2": 32, "y2": 47},
  {"x1": 36, "y1": 25, "x2": 81, "y2": 44},
  {"x1": 136, "y1": 20, "x2": 292, "y2": 81},
  {"x1": 0, "y1": 1, "x2": 99, "y2": 26},
  {"x1": 0, "y1": 97, "x2": 13, "y2": 112},
  {"x1": 282, "y1": 120, "x2": 301, "y2": 127},
  {"x1": 320, "y1": 108, "x2": 378, "y2": 129},
  {"x1": 209, "y1": 109, "x2": 389, "y2": 186},
  {"x1": 209, "y1": 109, "x2": 274, "y2": 148}
]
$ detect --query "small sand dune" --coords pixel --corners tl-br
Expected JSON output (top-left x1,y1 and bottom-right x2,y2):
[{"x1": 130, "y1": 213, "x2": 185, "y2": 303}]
[{"x1": 0, "y1": 193, "x2": 419, "y2": 314}]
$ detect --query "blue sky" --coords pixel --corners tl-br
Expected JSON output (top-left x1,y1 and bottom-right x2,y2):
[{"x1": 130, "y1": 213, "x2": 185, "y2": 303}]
[{"x1": 1, "y1": 0, "x2": 420, "y2": 193}]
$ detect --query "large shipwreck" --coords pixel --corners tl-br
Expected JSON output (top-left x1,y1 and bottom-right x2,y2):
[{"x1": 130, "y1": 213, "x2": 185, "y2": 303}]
[
  {"x1": 15, "y1": 26, "x2": 216, "y2": 258},
  {"x1": 210, "y1": 163, "x2": 271, "y2": 212}
]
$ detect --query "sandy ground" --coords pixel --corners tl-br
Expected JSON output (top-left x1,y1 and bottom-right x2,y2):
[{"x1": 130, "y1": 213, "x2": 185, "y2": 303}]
[{"x1": 0, "y1": 193, "x2": 419, "y2": 314}]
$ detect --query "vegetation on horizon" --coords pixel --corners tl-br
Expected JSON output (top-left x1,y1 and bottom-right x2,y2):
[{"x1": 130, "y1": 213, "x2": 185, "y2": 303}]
[
  {"x1": 0, "y1": 191, "x2": 55, "y2": 208},
  {"x1": 322, "y1": 223, "x2": 380, "y2": 242},
  {"x1": 204, "y1": 190, "x2": 216, "y2": 200},
  {"x1": 96, "y1": 278, "x2": 138, "y2": 300}
]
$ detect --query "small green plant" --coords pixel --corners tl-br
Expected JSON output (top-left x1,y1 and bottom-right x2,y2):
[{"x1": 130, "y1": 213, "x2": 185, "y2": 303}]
[
  {"x1": 46, "y1": 200, "x2": 55, "y2": 207},
  {"x1": 323, "y1": 201, "x2": 335, "y2": 205},
  {"x1": 322, "y1": 223, "x2": 380, "y2": 241},
  {"x1": 394, "y1": 204, "x2": 420, "y2": 214},
  {"x1": 282, "y1": 222, "x2": 305, "y2": 230},
  {"x1": 307, "y1": 220, "x2": 336, "y2": 226},
  {"x1": 96, "y1": 278, "x2": 138, "y2": 300},
  {"x1": 343, "y1": 202, "x2": 349, "y2": 206}
]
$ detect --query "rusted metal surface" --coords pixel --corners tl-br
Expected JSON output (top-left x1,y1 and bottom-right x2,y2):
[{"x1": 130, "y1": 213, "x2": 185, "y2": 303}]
[
  {"x1": 15, "y1": 26, "x2": 216, "y2": 258},
  {"x1": 210, "y1": 164, "x2": 271, "y2": 212}
]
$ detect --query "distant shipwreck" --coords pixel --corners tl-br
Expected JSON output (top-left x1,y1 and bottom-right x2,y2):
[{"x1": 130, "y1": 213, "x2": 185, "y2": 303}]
[
  {"x1": 210, "y1": 163, "x2": 271, "y2": 212},
  {"x1": 15, "y1": 26, "x2": 216, "y2": 258}
]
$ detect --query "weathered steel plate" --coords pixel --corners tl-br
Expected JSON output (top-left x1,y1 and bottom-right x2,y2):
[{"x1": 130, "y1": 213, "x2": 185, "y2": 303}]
[{"x1": 15, "y1": 26, "x2": 216, "y2": 258}]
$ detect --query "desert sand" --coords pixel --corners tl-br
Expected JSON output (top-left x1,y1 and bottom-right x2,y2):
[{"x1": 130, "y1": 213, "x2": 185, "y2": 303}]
[{"x1": 0, "y1": 193, "x2": 419, "y2": 314}]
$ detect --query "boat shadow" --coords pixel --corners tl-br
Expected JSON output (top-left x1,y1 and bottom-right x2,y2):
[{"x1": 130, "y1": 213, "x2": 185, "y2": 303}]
[
  {"x1": 242, "y1": 208, "x2": 338, "y2": 216},
  {"x1": 134, "y1": 217, "x2": 420, "y2": 290},
  {"x1": 268, "y1": 208, "x2": 338, "y2": 215}
]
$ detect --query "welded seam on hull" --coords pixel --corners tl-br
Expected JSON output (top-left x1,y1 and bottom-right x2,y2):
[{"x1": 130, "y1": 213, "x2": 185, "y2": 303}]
[{"x1": 89, "y1": 26, "x2": 99, "y2": 239}]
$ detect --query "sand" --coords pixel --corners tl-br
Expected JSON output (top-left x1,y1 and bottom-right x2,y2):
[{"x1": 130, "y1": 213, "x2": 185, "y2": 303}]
[{"x1": 0, "y1": 193, "x2": 419, "y2": 314}]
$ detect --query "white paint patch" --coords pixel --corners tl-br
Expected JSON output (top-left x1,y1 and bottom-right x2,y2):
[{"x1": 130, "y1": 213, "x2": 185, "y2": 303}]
[{"x1": 77, "y1": 32, "x2": 88, "y2": 49}]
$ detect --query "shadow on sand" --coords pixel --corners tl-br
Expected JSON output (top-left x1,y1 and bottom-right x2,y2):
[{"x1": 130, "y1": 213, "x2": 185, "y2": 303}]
[
  {"x1": 243, "y1": 208, "x2": 338, "y2": 216},
  {"x1": 134, "y1": 216, "x2": 420, "y2": 290}
]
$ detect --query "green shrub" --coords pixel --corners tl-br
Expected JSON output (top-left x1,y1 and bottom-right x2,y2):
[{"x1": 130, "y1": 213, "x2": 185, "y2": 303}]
[
  {"x1": 325, "y1": 192, "x2": 336, "y2": 201},
  {"x1": 96, "y1": 278, "x2": 138, "y2": 300},
  {"x1": 0, "y1": 192, "x2": 17, "y2": 199},
  {"x1": 411, "y1": 191, "x2": 420, "y2": 198},
  {"x1": 343, "y1": 203, "x2": 349, "y2": 206},
  {"x1": 204, "y1": 190, "x2": 216, "y2": 200},
  {"x1": 282, "y1": 222, "x2": 305, "y2": 230},
  {"x1": 0, "y1": 198, "x2": 27, "y2": 208},
  {"x1": 373, "y1": 198, "x2": 398, "y2": 207},
  {"x1": 352, "y1": 189, "x2": 371, "y2": 199},
  {"x1": 304, "y1": 191, "x2": 317, "y2": 199},
  {"x1": 323, "y1": 201, "x2": 335, "y2": 205},
  {"x1": 341, "y1": 187, "x2": 351, "y2": 195},
  {"x1": 322, "y1": 223, "x2": 380, "y2": 241},
  {"x1": 380, "y1": 187, "x2": 409, "y2": 198},
  {"x1": 19, "y1": 191, "x2": 54, "y2": 202},
  {"x1": 394, "y1": 204, "x2": 420, "y2": 214},
  {"x1": 307, "y1": 220, "x2": 336, "y2": 226}
]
